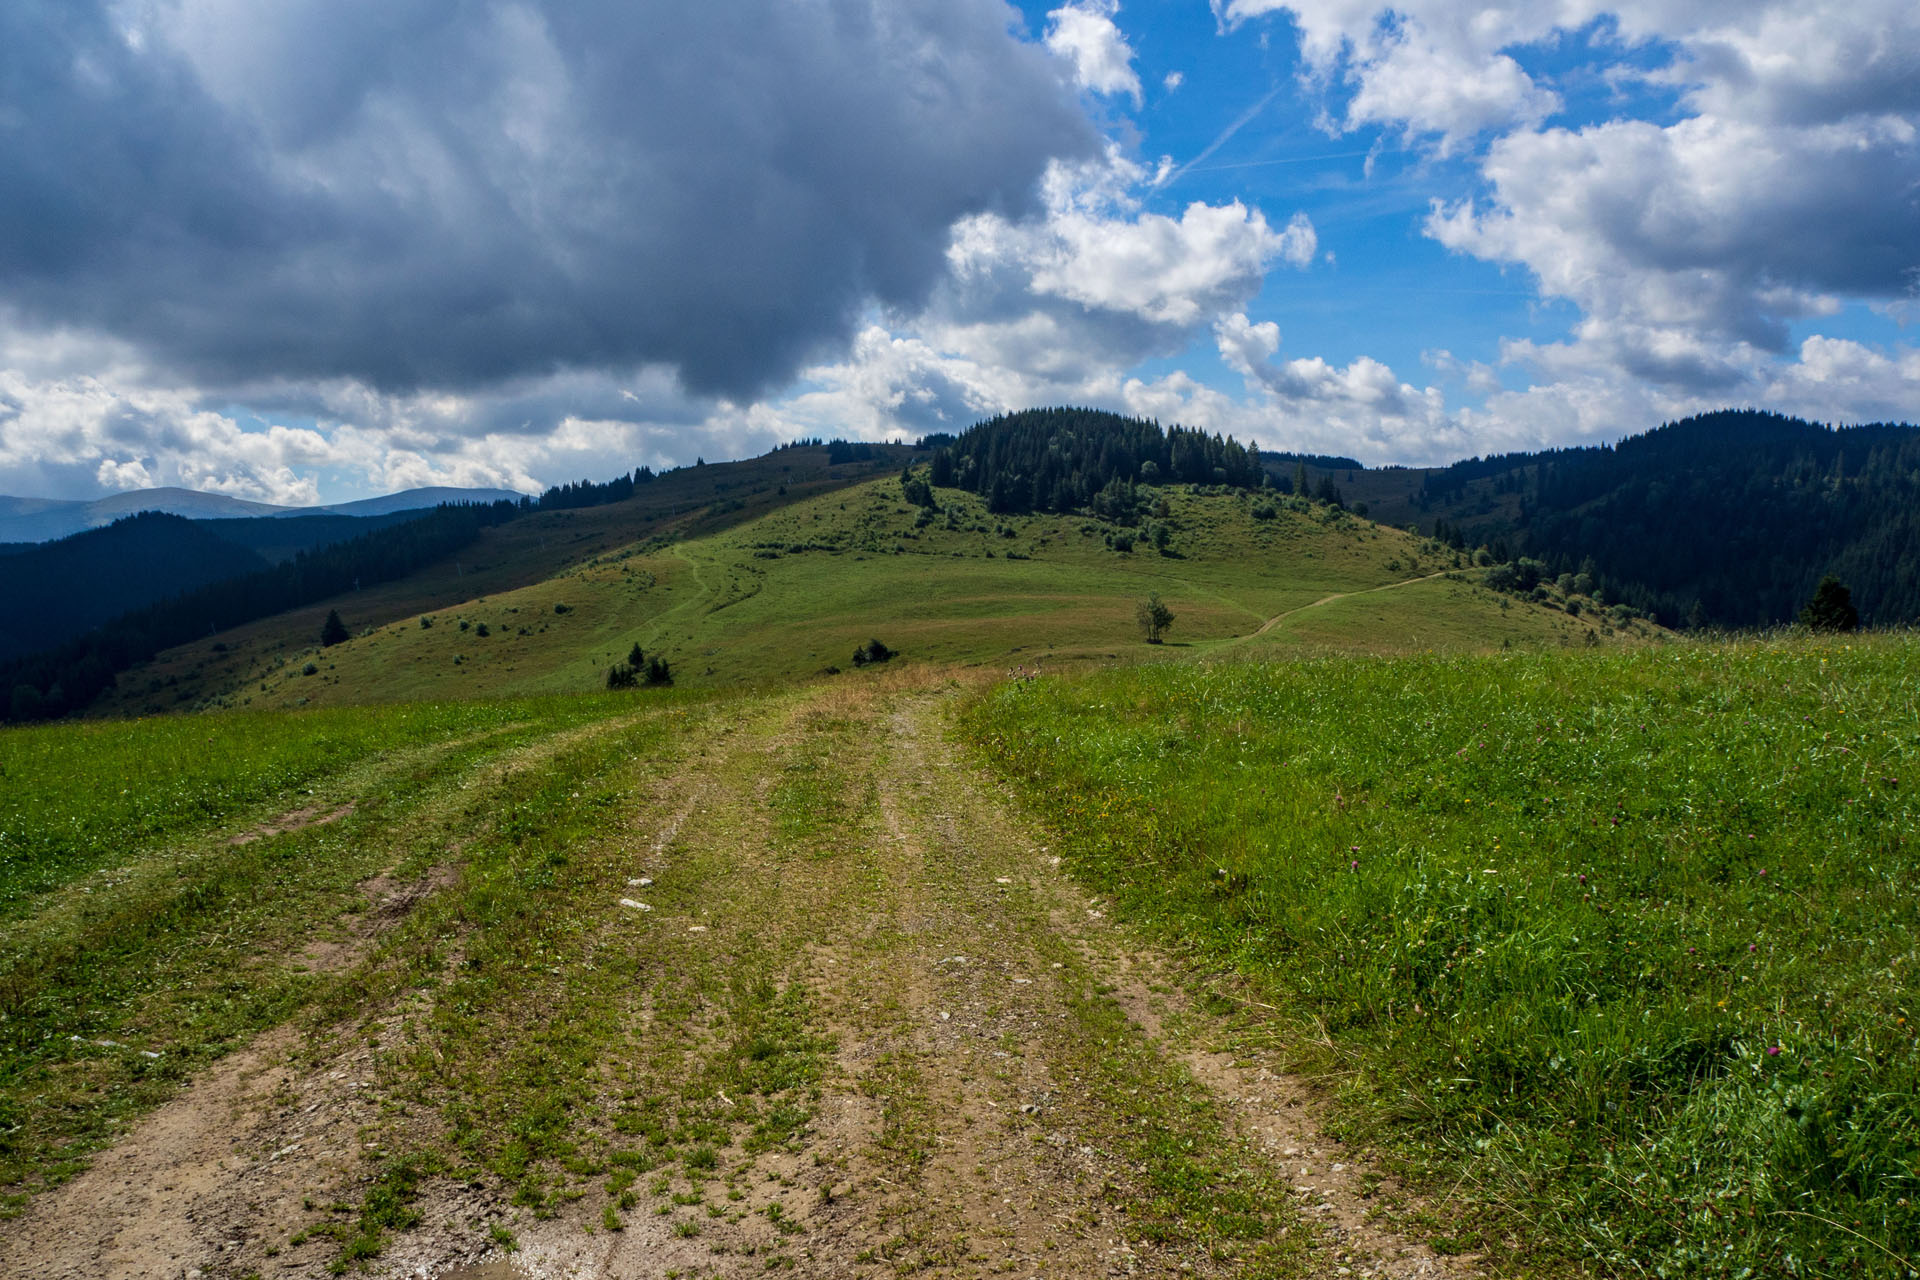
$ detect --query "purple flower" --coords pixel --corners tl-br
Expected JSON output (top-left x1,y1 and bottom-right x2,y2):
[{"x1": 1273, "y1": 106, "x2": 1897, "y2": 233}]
[{"x1": 1766, "y1": 1046, "x2": 1781, "y2": 1056}]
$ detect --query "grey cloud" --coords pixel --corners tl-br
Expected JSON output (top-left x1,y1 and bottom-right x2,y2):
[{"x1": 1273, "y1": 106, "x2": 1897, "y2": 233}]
[{"x1": 0, "y1": 0, "x2": 1095, "y2": 400}]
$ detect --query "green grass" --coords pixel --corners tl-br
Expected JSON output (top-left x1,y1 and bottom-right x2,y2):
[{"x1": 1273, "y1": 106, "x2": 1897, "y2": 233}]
[
  {"x1": 0, "y1": 701, "x2": 566, "y2": 916},
  {"x1": 87, "y1": 444, "x2": 909, "y2": 719},
  {"x1": 962, "y1": 634, "x2": 1920, "y2": 1278},
  {"x1": 225, "y1": 478, "x2": 1622, "y2": 710},
  {"x1": 0, "y1": 691, "x2": 698, "y2": 1215}
]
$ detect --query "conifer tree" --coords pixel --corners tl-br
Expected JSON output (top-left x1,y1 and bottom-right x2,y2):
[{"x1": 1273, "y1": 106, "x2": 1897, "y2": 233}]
[
  {"x1": 1799, "y1": 577, "x2": 1859, "y2": 632},
  {"x1": 320, "y1": 609, "x2": 349, "y2": 646}
]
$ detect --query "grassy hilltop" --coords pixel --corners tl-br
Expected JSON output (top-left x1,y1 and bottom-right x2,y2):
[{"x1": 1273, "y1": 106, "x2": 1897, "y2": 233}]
[{"x1": 98, "y1": 468, "x2": 1641, "y2": 716}]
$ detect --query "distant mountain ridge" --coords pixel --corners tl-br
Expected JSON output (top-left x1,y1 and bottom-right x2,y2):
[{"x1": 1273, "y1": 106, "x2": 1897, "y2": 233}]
[
  {"x1": 0, "y1": 485, "x2": 527, "y2": 543},
  {"x1": 0, "y1": 513, "x2": 270, "y2": 661}
]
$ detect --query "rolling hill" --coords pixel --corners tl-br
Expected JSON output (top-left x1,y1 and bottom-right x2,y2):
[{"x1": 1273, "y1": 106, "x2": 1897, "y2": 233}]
[
  {"x1": 94, "y1": 457, "x2": 1650, "y2": 718},
  {"x1": 0, "y1": 513, "x2": 270, "y2": 661}
]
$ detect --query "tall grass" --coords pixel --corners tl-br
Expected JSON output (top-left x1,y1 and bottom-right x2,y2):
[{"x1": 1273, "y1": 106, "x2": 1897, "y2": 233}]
[{"x1": 963, "y1": 636, "x2": 1919, "y2": 1277}]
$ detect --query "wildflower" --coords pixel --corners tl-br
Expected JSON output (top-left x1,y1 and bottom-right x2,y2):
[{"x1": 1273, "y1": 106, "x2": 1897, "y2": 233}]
[{"x1": 1766, "y1": 1046, "x2": 1781, "y2": 1056}]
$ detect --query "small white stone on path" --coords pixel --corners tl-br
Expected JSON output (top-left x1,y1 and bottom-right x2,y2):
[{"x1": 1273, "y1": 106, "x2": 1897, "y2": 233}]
[
  {"x1": 628, "y1": 877, "x2": 653, "y2": 887},
  {"x1": 618, "y1": 899, "x2": 650, "y2": 911},
  {"x1": 687, "y1": 925, "x2": 708, "y2": 933}
]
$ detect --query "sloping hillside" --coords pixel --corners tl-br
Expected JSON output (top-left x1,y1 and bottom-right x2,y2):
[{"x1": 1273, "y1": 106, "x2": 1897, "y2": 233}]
[
  {"x1": 1339, "y1": 410, "x2": 1920, "y2": 627},
  {"x1": 141, "y1": 471, "x2": 1646, "y2": 715},
  {"x1": 0, "y1": 514, "x2": 269, "y2": 660},
  {"x1": 86, "y1": 444, "x2": 911, "y2": 715}
]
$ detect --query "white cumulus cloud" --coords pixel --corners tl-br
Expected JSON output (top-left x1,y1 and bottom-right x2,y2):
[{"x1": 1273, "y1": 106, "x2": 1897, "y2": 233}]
[{"x1": 1046, "y1": 0, "x2": 1144, "y2": 105}]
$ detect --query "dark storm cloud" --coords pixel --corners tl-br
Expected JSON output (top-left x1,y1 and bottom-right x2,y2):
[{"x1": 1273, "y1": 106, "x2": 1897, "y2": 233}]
[{"x1": 0, "y1": 0, "x2": 1096, "y2": 399}]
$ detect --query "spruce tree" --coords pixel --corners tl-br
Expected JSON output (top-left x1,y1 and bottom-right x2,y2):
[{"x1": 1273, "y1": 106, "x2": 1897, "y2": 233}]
[
  {"x1": 320, "y1": 609, "x2": 350, "y2": 646},
  {"x1": 1799, "y1": 577, "x2": 1859, "y2": 632}
]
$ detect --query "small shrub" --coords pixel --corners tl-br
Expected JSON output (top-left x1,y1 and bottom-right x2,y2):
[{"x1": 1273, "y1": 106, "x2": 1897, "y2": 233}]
[
  {"x1": 474, "y1": 623, "x2": 490, "y2": 637},
  {"x1": 553, "y1": 603, "x2": 571, "y2": 614},
  {"x1": 851, "y1": 639, "x2": 895, "y2": 667},
  {"x1": 301, "y1": 662, "x2": 318, "y2": 676}
]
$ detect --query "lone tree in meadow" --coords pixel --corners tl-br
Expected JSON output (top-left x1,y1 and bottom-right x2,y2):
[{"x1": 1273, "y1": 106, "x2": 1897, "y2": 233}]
[
  {"x1": 1136, "y1": 593, "x2": 1174, "y2": 644},
  {"x1": 320, "y1": 609, "x2": 350, "y2": 647},
  {"x1": 1799, "y1": 576, "x2": 1859, "y2": 632}
]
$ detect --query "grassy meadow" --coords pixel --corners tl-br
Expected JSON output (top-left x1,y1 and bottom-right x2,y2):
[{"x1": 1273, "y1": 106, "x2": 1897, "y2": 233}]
[
  {"x1": 963, "y1": 635, "x2": 1920, "y2": 1277},
  {"x1": 179, "y1": 477, "x2": 1625, "y2": 712},
  {"x1": 85, "y1": 444, "x2": 909, "y2": 719},
  {"x1": 0, "y1": 691, "x2": 707, "y2": 1215}
]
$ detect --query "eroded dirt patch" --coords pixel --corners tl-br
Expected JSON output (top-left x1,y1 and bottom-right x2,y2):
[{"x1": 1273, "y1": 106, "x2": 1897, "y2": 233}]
[
  {"x1": 0, "y1": 1024, "x2": 390, "y2": 1280},
  {"x1": 293, "y1": 865, "x2": 461, "y2": 974},
  {"x1": 231, "y1": 802, "x2": 357, "y2": 846}
]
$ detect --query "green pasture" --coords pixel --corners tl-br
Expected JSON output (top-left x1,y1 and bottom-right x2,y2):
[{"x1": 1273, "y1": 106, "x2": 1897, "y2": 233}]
[
  {"x1": 963, "y1": 634, "x2": 1920, "y2": 1278},
  {"x1": 230, "y1": 477, "x2": 1614, "y2": 708},
  {"x1": 0, "y1": 691, "x2": 702, "y2": 1214}
]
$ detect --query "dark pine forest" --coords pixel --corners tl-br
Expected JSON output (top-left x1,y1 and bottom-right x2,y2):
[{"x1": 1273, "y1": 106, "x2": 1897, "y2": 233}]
[
  {"x1": 925, "y1": 407, "x2": 1267, "y2": 515},
  {"x1": 1416, "y1": 411, "x2": 1920, "y2": 627}
]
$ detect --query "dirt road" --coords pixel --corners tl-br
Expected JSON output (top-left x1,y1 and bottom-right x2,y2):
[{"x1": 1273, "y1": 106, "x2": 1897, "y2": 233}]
[{"x1": 0, "y1": 675, "x2": 1471, "y2": 1280}]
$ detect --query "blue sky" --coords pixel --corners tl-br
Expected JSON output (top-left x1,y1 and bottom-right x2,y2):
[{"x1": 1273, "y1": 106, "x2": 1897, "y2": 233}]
[{"x1": 0, "y1": 0, "x2": 1915, "y2": 502}]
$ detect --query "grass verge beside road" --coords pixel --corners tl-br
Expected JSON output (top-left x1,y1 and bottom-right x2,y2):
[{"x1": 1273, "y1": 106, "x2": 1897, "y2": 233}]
[{"x1": 963, "y1": 636, "x2": 1920, "y2": 1277}]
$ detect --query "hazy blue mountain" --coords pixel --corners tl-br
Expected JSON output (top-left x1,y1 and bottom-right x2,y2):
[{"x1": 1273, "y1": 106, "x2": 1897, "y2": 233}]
[{"x1": 0, "y1": 485, "x2": 525, "y2": 543}]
